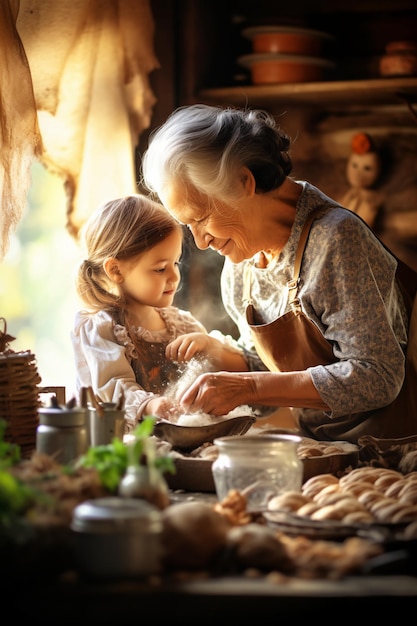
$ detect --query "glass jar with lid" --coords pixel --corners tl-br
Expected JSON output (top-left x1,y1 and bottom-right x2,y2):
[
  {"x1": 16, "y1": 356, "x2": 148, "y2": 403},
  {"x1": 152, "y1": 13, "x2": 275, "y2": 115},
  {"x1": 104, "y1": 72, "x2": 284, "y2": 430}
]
[{"x1": 212, "y1": 433, "x2": 303, "y2": 511}]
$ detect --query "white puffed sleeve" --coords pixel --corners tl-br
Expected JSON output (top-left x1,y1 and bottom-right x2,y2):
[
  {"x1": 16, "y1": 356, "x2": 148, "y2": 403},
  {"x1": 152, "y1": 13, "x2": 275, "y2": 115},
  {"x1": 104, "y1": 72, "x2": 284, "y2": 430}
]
[{"x1": 71, "y1": 310, "x2": 155, "y2": 429}]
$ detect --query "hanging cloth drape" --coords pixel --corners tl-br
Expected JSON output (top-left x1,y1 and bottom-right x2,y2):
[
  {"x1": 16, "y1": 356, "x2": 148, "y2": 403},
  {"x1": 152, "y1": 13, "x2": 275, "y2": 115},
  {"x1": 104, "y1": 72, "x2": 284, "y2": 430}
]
[
  {"x1": 0, "y1": 0, "x2": 159, "y2": 259},
  {"x1": 0, "y1": 0, "x2": 42, "y2": 260}
]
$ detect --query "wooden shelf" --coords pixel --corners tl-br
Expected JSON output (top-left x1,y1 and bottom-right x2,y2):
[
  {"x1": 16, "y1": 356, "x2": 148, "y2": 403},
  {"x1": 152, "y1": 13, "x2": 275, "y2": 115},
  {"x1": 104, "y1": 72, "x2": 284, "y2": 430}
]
[{"x1": 198, "y1": 77, "x2": 417, "y2": 111}]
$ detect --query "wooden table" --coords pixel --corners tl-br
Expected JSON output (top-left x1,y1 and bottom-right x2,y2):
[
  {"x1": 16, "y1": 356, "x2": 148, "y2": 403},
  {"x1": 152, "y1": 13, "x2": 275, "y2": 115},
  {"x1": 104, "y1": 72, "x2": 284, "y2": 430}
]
[
  {"x1": 7, "y1": 572, "x2": 417, "y2": 624},
  {"x1": 5, "y1": 489, "x2": 417, "y2": 624}
]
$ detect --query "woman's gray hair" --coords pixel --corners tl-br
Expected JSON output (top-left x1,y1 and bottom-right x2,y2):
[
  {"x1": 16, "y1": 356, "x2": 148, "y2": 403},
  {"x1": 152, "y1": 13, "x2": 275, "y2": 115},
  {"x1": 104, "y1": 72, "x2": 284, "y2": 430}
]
[{"x1": 141, "y1": 104, "x2": 293, "y2": 201}]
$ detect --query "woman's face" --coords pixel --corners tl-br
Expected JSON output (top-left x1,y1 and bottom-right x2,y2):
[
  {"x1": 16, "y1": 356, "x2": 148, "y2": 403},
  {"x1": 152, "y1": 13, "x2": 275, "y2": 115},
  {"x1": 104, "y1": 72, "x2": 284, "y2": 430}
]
[
  {"x1": 160, "y1": 181, "x2": 258, "y2": 263},
  {"x1": 346, "y1": 152, "x2": 380, "y2": 189}
]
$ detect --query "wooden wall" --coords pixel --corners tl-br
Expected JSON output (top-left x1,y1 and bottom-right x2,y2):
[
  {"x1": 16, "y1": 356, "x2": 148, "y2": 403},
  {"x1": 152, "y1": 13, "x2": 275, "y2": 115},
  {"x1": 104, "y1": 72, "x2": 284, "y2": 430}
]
[{"x1": 138, "y1": 0, "x2": 417, "y2": 333}]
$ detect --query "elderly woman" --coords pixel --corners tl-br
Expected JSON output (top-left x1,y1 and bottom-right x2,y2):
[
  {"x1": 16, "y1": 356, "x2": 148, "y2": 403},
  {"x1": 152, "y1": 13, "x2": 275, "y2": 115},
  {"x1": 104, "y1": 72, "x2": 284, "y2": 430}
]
[{"x1": 141, "y1": 104, "x2": 417, "y2": 443}]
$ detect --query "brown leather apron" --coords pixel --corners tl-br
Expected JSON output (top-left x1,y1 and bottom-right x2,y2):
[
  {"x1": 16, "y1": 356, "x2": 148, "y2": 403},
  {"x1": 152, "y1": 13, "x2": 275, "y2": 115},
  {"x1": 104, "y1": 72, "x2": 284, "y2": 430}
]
[{"x1": 244, "y1": 208, "x2": 417, "y2": 443}]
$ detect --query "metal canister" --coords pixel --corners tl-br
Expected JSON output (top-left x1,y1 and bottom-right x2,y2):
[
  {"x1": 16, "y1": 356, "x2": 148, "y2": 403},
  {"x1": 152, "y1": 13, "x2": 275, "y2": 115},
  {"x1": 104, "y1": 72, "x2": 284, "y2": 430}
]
[
  {"x1": 71, "y1": 497, "x2": 163, "y2": 579},
  {"x1": 36, "y1": 407, "x2": 88, "y2": 464},
  {"x1": 87, "y1": 402, "x2": 125, "y2": 447}
]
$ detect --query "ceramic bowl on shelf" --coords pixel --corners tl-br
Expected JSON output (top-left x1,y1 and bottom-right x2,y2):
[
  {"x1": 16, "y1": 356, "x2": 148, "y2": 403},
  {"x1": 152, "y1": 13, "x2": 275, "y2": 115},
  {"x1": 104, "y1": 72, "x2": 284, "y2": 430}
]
[
  {"x1": 237, "y1": 53, "x2": 335, "y2": 85},
  {"x1": 379, "y1": 40, "x2": 417, "y2": 77},
  {"x1": 242, "y1": 26, "x2": 333, "y2": 56}
]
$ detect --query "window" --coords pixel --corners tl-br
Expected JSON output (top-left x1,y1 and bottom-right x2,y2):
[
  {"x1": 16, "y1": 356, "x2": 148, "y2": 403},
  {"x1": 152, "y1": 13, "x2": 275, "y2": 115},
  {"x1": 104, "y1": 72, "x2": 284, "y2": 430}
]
[{"x1": 1, "y1": 161, "x2": 80, "y2": 399}]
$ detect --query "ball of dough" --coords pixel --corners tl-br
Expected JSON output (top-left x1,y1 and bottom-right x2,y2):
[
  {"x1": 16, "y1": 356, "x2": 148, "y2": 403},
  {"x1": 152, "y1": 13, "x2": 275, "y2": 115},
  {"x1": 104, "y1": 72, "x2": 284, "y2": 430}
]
[
  {"x1": 227, "y1": 523, "x2": 293, "y2": 572},
  {"x1": 161, "y1": 501, "x2": 231, "y2": 570}
]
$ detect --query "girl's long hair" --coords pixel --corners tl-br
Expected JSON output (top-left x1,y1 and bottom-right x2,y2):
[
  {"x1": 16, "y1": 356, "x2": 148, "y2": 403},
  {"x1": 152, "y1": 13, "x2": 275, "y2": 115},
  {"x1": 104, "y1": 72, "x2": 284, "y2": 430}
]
[{"x1": 75, "y1": 195, "x2": 182, "y2": 322}]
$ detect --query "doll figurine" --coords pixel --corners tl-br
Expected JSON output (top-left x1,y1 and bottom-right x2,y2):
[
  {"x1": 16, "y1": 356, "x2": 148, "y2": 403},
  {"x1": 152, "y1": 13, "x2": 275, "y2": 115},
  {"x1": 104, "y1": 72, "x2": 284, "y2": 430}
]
[{"x1": 339, "y1": 132, "x2": 384, "y2": 228}]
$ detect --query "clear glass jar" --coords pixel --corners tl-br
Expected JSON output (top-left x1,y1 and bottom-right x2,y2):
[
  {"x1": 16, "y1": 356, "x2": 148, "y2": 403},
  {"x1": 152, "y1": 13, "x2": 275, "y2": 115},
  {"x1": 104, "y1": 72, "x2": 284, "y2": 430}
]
[{"x1": 212, "y1": 434, "x2": 303, "y2": 511}]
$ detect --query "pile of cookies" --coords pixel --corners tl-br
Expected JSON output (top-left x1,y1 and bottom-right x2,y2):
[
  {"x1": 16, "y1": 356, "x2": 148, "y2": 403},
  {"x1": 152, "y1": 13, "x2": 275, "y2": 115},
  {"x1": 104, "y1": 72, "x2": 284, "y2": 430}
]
[{"x1": 268, "y1": 467, "x2": 417, "y2": 537}]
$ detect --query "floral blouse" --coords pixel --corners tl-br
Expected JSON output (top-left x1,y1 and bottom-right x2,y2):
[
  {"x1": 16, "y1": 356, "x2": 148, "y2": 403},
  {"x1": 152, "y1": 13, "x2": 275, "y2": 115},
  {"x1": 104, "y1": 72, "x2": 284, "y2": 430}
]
[
  {"x1": 71, "y1": 307, "x2": 207, "y2": 429},
  {"x1": 220, "y1": 181, "x2": 409, "y2": 425}
]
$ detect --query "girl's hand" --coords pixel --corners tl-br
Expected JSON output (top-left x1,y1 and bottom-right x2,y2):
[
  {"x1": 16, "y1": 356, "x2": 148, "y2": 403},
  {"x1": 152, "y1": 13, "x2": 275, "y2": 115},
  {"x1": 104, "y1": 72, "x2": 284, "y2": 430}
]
[
  {"x1": 178, "y1": 371, "x2": 256, "y2": 416},
  {"x1": 145, "y1": 396, "x2": 180, "y2": 421},
  {"x1": 165, "y1": 332, "x2": 213, "y2": 362}
]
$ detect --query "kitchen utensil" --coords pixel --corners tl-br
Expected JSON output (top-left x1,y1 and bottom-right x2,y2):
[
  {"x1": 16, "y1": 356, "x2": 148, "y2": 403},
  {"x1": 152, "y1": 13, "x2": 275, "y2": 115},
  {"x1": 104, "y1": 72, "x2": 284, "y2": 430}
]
[
  {"x1": 87, "y1": 402, "x2": 125, "y2": 447},
  {"x1": 71, "y1": 497, "x2": 163, "y2": 579},
  {"x1": 36, "y1": 406, "x2": 88, "y2": 464},
  {"x1": 153, "y1": 414, "x2": 256, "y2": 451},
  {"x1": 165, "y1": 442, "x2": 359, "y2": 493},
  {"x1": 165, "y1": 457, "x2": 216, "y2": 492}
]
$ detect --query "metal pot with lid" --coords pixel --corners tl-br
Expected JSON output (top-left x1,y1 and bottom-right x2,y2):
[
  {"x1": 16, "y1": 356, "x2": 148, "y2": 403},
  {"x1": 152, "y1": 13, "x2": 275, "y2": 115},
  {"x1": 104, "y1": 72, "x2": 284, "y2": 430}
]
[{"x1": 71, "y1": 497, "x2": 163, "y2": 578}]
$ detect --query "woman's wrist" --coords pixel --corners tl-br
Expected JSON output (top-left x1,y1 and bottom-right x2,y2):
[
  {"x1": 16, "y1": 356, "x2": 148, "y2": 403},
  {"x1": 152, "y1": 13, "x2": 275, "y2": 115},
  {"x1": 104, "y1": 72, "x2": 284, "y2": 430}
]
[{"x1": 207, "y1": 336, "x2": 248, "y2": 371}]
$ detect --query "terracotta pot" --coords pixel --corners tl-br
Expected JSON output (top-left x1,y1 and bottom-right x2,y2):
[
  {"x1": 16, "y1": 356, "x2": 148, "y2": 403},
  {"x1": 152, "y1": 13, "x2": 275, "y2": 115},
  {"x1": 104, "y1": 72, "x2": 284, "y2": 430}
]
[
  {"x1": 379, "y1": 40, "x2": 417, "y2": 77},
  {"x1": 238, "y1": 53, "x2": 335, "y2": 85},
  {"x1": 242, "y1": 26, "x2": 333, "y2": 56}
]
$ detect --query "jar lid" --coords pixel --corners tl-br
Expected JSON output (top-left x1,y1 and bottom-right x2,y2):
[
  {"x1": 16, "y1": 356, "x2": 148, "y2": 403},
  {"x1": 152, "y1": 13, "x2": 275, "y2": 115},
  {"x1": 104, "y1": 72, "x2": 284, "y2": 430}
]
[
  {"x1": 88, "y1": 401, "x2": 121, "y2": 411},
  {"x1": 214, "y1": 433, "x2": 302, "y2": 449},
  {"x1": 71, "y1": 497, "x2": 162, "y2": 534},
  {"x1": 38, "y1": 407, "x2": 87, "y2": 427}
]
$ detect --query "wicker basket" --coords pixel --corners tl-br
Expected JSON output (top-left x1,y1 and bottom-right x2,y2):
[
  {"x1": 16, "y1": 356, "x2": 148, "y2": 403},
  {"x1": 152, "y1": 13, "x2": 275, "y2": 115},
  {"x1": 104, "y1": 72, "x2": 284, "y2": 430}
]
[{"x1": 0, "y1": 318, "x2": 42, "y2": 458}]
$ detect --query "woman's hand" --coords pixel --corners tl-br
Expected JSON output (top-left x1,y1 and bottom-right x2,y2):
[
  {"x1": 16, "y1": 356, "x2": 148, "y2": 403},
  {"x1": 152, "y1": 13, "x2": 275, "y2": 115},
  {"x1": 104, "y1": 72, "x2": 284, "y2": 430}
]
[
  {"x1": 177, "y1": 369, "x2": 329, "y2": 416},
  {"x1": 177, "y1": 371, "x2": 256, "y2": 416}
]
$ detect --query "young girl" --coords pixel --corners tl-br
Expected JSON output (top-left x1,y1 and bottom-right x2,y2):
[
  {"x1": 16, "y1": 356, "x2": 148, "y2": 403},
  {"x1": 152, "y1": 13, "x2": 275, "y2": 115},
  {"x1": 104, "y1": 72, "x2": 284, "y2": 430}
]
[{"x1": 71, "y1": 194, "x2": 233, "y2": 430}]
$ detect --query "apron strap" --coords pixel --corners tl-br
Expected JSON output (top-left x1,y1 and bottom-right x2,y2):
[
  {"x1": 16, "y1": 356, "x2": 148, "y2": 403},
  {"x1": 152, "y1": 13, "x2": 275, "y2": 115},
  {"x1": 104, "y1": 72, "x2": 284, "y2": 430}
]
[
  {"x1": 243, "y1": 207, "x2": 328, "y2": 309},
  {"x1": 287, "y1": 207, "x2": 328, "y2": 310}
]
